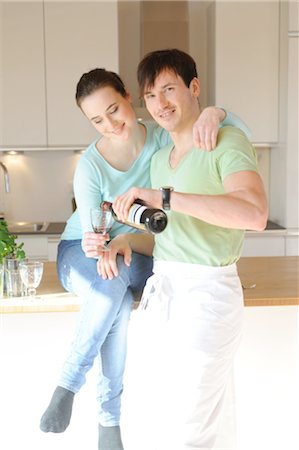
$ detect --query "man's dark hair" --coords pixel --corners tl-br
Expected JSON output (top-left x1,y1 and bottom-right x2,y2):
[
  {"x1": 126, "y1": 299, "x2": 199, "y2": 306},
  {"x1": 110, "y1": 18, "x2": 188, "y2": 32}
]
[{"x1": 137, "y1": 48, "x2": 198, "y2": 97}]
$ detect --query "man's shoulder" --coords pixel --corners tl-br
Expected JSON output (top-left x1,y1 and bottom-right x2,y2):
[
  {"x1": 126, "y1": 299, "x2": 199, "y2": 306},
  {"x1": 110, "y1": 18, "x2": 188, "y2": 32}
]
[
  {"x1": 214, "y1": 125, "x2": 254, "y2": 156},
  {"x1": 213, "y1": 126, "x2": 258, "y2": 175},
  {"x1": 216, "y1": 125, "x2": 251, "y2": 148},
  {"x1": 217, "y1": 125, "x2": 249, "y2": 144}
]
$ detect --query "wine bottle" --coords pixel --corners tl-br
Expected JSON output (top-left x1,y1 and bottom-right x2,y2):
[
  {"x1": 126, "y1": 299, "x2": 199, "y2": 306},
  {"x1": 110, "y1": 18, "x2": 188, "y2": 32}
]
[{"x1": 101, "y1": 200, "x2": 168, "y2": 234}]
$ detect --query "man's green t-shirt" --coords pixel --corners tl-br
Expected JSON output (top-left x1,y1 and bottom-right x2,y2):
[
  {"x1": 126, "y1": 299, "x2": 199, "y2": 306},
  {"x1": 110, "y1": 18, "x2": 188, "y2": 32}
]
[{"x1": 150, "y1": 126, "x2": 258, "y2": 266}]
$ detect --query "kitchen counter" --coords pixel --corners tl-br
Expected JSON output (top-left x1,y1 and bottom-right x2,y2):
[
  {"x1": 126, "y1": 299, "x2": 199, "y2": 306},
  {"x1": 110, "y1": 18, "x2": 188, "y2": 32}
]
[
  {"x1": 10, "y1": 220, "x2": 284, "y2": 235},
  {"x1": 0, "y1": 256, "x2": 298, "y2": 313},
  {"x1": 9, "y1": 221, "x2": 66, "y2": 235}
]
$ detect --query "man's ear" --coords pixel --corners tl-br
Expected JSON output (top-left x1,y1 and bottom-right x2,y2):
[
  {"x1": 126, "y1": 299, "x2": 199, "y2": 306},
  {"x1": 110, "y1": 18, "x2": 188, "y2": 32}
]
[{"x1": 190, "y1": 77, "x2": 200, "y2": 98}]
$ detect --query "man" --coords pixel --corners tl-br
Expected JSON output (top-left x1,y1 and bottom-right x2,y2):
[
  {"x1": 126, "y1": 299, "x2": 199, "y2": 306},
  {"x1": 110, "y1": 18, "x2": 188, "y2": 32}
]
[{"x1": 106, "y1": 49, "x2": 268, "y2": 449}]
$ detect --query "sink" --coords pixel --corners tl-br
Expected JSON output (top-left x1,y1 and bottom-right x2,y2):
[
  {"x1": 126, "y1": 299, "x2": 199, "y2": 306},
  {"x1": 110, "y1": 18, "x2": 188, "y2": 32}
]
[{"x1": 7, "y1": 221, "x2": 49, "y2": 234}]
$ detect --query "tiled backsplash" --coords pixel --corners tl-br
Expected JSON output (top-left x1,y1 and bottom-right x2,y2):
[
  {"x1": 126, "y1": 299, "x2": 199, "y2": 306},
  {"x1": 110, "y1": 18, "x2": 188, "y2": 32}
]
[{"x1": 1, "y1": 151, "x2": 80, "y2": 223}]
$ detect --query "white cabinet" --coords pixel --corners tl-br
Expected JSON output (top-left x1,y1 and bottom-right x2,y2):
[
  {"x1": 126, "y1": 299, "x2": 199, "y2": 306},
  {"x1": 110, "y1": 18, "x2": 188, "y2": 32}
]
[
  {"x1": 289, "y1": 1, "x2": 299, "y2": 32},
  {"x1": 16, "y1": 235, "x2": 60, "y2": 261},
  {"x1": 242, "y1": 230, "x2": 299, "y2": 257},
  {"x1": 242, "y1": 233, "x2": 286, "y2": 257},
  {"x1": 207, "y1": 1, "x2": 279, "y2": 143},
  {"x1": 285, "y1": 234, "x2": 299, "y2": 256},
  {"x1": 47, "y1": 236, "x2": 60, "y2": 262},
  {"x1": 0, "y1": 1, "x2": 47, "y2": 147},
  {"x1": 0, "y1": 1, "x2": 119, "y2": 149},
  {"x1": 16, "y1": 235, "x2": 49, "y2": 261},
  {"x1": 44, "y1": 1, "x2": 118, "y2": 147}
]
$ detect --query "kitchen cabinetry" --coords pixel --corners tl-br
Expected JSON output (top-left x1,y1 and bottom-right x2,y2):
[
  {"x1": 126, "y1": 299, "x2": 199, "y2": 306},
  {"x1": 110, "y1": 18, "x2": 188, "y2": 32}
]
[
  {"x1": 288, "y1": 1, "x2": 298, "y2": 32},
  {"x1": 207, "y1": 1, "x2": 279, "y2": 143},
  {"x1": 270, "y1": 1, "x2": 298, "y2": 231},
  {"x1": 0, "y1": 1, "x2": 47, "y2": 147},
  {"x1": 44, "y1": 1, "x2": 118, "y2": 147},
  {"x1": 242, "y1": 232, "x2": 286, "y2": 257},
  {"x1": 0, "y1": 0, "x2": 118, "y2": 149},
  {"x1": 242, "y1": 230, "x2": 299, "y2": 257},
  {"x1": 16, "y1": 235, "x2": 60, "y2": 261}
]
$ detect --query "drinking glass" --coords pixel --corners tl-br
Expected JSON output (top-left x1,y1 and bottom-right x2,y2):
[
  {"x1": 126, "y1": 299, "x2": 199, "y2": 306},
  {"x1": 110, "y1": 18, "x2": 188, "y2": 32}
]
[
  {"x1": 19, "y1": 261, "x2": 44, "y2": 299},
  {"x1": 90, "y1": 207, "x2": 114, "y2": 251},
  {"x1": 4, "y1": 258, "x2": 27, "y2": 297}
]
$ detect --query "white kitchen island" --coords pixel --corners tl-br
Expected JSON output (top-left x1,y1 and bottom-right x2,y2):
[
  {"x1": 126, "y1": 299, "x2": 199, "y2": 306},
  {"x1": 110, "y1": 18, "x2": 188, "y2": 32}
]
[{"x1": 0, "y1": 258, "x2": 298, "y2": 450}]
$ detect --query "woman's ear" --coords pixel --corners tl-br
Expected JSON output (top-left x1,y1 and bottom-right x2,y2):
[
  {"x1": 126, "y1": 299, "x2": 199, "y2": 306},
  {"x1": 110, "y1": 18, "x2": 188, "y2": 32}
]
[
  {"x1": 125, "y1": 91, "x2": 133, "y2": 103},
  {"x1": 190, "y1": 77, "x2": 200, "y2": 98}
]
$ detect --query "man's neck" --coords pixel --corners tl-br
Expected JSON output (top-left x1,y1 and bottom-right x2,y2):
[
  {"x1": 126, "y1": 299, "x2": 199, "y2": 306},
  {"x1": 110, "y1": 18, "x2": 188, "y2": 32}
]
[
  {"x1": 170, "y1": 105, "x2": 201, "y2": 152},
  {"x1": 168, "y1": 126, "x2": 194, "y2": 169}
]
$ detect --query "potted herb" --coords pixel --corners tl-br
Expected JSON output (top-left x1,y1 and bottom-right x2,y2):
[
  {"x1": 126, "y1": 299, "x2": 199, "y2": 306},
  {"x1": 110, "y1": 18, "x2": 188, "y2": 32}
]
[
  {"x1": 0, "y1": 220, "x2": 26, "y2": 297},
  {"x1": 0, "y1": 220, "x2": 26, "y2": 261}
]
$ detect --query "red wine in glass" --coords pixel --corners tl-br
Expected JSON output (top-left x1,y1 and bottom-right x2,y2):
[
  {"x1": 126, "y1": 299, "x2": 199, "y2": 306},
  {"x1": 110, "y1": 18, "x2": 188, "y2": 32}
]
[{"x1": 90, "y1": 207, "x2": 114, "y2": 251}]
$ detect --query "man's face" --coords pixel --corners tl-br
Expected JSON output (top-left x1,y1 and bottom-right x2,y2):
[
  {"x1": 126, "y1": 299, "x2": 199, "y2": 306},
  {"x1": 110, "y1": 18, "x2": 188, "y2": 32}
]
[{"x1": 143, "y1": 69, "x2": 200, "y2": 133}]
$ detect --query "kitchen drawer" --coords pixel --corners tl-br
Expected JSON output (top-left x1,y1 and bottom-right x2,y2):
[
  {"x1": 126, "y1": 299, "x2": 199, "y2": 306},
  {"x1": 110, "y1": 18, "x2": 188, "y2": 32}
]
[
  {"x1": 242, "y1": 234, "x2": 286, "y2": 257},
  {"x1": 16, "y1": 236, "x2": 48, "y2": 261},
  {"x1": 16, "y1": 235, "x2": 61, "y2": 261}
]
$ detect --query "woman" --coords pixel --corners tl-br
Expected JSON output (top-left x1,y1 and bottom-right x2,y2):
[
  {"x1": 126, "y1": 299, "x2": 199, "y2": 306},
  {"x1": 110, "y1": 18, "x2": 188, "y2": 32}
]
[{"x1": 39, "y1": 68, "x2": 250, "y2": 450}]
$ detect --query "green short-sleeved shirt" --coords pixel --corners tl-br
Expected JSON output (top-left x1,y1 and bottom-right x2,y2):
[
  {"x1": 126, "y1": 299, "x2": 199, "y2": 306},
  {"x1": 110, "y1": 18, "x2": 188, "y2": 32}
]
[{"x1": 151, "y1": 126, "x2": 258, "y2": 266}]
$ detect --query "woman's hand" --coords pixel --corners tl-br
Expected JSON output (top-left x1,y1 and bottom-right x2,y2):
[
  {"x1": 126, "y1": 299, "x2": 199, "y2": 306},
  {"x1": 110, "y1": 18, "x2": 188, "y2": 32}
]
[
  {"x1": 192, "y1": 106, "x2": 226, "y2": 151},
  {"x1": 82, "y1": 231, "x2": 110, "y2": 258},
  {"x1": 97, "y1": 234, "x2": 132, "y2": 280}
]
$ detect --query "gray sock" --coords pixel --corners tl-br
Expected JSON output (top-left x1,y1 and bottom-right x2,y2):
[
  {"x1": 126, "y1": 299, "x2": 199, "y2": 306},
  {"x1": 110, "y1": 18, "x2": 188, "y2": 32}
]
[
  {"x1": 98, "y1": 424, "x2": 124, "y2": 450},
  {"x1": 40, "y1": 386, "x2": 75, "y2": 433}
]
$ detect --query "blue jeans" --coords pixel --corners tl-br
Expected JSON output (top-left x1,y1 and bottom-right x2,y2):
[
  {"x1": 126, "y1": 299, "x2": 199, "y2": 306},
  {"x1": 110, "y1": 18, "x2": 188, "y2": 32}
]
[{"x1": 57, "y1": 239, "x2": 153, "y2": 426}]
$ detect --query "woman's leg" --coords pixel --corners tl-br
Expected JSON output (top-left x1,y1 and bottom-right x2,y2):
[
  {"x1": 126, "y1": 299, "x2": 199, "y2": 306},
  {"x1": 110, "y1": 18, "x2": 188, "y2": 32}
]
[{"x1": 40, "y1": 240, "x2": 152, "y2": 434}]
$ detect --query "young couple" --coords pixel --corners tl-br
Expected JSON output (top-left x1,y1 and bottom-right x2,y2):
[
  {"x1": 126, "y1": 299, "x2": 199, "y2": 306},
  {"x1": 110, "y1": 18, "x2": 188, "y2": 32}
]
[{"x1": 40, "y1": 49, "x2": 267, "y2": 450}]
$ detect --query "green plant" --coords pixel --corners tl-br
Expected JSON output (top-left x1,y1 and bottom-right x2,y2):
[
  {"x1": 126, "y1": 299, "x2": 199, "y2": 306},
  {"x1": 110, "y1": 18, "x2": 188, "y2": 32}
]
[{"x1": 0, "y1": 220, "x2": 26, "y2": 263}]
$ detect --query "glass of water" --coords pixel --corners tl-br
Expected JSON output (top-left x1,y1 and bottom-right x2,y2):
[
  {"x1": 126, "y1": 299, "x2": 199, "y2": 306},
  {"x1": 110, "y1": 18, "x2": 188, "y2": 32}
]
[{"x1": 19, "y1": 260, "x2": 44, "y2": 299}]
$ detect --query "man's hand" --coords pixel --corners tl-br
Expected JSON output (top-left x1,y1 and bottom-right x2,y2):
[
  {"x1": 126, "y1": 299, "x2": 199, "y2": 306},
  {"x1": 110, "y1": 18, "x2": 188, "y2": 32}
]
[
  {"x1": 82, "y1": 231, "x2": 110, "y2": 258},
  {"x1": 113, "y1": 187, "x2": 161, "y2": 223},
  {"x1": 192, "y1": 106, "x2": 226, "y2": 151}
]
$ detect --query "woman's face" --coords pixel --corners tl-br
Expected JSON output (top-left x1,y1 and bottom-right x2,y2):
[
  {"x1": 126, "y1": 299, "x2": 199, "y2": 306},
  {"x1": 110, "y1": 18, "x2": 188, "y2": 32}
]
[{"x1": 80, "y1": 86, "x2": 137, "y2": 140}]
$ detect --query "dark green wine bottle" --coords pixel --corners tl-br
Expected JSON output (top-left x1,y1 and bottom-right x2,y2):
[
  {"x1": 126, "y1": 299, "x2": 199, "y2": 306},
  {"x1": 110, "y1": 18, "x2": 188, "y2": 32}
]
[{"x1": 101, "y1": 201, "x2": 168, "y2": 234}]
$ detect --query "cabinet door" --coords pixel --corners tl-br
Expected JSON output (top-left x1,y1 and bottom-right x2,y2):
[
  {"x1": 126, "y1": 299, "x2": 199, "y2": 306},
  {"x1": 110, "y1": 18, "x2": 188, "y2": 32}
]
[
  {"x1": 289, "y1": 1, "x2": 299, "y2": 32},
  {"x1": 47, "y1": 236, "x2": 60, "y2": 262},
  {"x1": 208, "y1": 1, "x2": 279, "y2": 143},
  {"x1": 242, "y1": 234, "x2": 285, "y2": 257},
  {"x1": 16, "y1": 236, "x2": 48, "y2": 261},
  {"x1": 0, "y1": 1, "x2": 47, "y2": 146},
  {"x1": 44, "y1": 1, "x2": 118, "y2": 147}
]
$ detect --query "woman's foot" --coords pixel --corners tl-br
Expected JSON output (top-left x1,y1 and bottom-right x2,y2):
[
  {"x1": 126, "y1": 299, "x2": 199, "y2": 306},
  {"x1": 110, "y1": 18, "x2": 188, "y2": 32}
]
[
  {"x1": 40, "y1": 386, "x2": 75, "y2": 433},
  {"x1": 98, "y1": 424, "x2": 124, "y2": 450}
]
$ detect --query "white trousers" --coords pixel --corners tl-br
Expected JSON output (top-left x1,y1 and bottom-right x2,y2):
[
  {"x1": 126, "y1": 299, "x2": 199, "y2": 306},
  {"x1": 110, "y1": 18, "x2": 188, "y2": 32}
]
[{"x1": 123, "y1": 260, "x2": 244, "y2": 450}]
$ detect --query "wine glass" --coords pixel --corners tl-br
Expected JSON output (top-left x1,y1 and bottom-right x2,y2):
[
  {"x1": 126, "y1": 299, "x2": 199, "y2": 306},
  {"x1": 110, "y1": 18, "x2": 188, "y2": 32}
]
[
  {"x1": 90, "y1": 207, "x2": 114, "y2": 251},
  {"x1": 19, "y1": 260, "x2": 44, "y2": 299}
]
